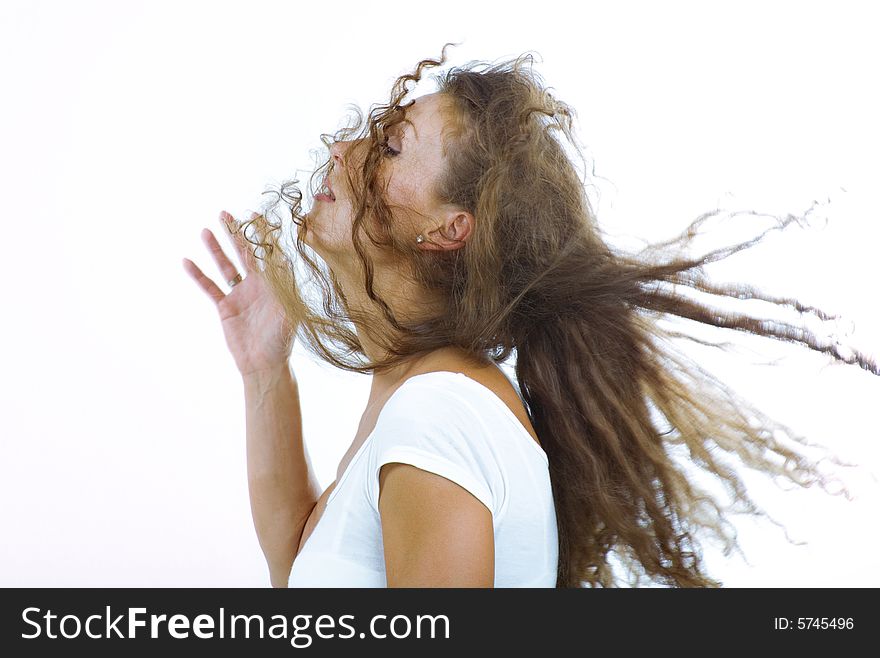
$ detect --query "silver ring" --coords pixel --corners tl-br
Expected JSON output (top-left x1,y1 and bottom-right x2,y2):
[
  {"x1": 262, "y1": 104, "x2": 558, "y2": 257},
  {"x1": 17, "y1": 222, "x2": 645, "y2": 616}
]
[{"x1": 228, "y1": 272, "x2": 243, "y2": 288}]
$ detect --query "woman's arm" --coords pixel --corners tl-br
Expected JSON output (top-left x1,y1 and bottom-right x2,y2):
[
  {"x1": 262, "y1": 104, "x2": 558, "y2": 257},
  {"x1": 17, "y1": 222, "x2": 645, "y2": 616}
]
[
  {"x1": 378, "y1": 462, "x2": 495, "y2": 587},
  {"x1": 243, "y1": 361, "x2": 321, "y2": 587}
]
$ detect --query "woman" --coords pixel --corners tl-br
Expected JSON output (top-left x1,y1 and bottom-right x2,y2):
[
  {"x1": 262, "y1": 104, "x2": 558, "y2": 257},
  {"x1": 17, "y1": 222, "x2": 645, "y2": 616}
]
[{"x1": 183, "y1": 44, "x2": 878, "y2": 588}]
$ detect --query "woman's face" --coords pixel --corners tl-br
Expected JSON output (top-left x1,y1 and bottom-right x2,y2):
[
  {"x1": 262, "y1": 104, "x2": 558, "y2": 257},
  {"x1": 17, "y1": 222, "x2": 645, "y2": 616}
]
[{"x1": 302, "y1": 91, "x2": 457, "y2": 264}]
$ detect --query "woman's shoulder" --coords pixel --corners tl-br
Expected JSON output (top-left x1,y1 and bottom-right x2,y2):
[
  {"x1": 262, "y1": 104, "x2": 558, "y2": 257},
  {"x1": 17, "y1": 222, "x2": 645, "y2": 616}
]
[
  {"x1": 395, "y1": 354, "x2": 543, "y2": 452},
  {"x1": 363, "y1": 374, "x2": 547, "y2": 494}
]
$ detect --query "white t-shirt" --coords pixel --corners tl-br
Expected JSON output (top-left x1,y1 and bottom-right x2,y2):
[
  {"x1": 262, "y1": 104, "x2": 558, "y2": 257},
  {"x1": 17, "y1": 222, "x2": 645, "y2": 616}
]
[{"x1": 287, "y1": 370, "x2": 558, "y2": 587}]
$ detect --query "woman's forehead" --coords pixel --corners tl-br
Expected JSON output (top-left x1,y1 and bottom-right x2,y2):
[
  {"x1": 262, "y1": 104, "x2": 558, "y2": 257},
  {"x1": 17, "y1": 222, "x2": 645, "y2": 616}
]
[{"x1": 400, "y1": 93, "x2": 450, "y2": 142}]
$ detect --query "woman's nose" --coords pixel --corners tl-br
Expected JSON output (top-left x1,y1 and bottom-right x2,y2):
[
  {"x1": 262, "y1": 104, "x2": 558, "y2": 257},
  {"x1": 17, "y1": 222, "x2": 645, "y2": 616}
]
[
  {"x1": 330, "y1": 137, "x2": 371, "y2": 167},
  {"x1": 329, "y1": 140, "x2": 348, "y2": 166}
]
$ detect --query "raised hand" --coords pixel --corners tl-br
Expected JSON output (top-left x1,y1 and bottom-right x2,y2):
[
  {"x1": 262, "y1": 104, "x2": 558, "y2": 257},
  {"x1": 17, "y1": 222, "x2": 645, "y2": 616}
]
[{"x1": 183, "y1": 211, "x2": 296, "y2": 377}]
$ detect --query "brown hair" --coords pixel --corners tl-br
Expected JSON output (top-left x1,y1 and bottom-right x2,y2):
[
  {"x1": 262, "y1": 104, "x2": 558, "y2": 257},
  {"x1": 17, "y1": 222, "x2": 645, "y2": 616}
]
[{"x1": 231, "y1": 43, "x2": 878, "y2": 587}]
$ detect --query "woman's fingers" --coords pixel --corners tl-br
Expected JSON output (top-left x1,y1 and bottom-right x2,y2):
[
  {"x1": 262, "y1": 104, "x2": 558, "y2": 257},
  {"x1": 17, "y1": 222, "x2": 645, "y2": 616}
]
[
  {"x1": 201, "y1": 227, "x2": 242, "y2": 287},
  {"x1": 183, "y1": 211, "x2": 263, "y2": 308},
  {"x1": 182, "y1": 257, "x2": 225, "y2": 305},
  {"x1": 220, "y1": 210, "x2": 258, "y2": 273}
]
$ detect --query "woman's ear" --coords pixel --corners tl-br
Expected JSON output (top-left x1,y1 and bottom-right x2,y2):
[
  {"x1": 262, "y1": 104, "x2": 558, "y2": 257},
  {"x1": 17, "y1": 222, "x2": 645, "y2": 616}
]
[{"x1": 420, "y1": 211, "x2": 473, "y2": 250}]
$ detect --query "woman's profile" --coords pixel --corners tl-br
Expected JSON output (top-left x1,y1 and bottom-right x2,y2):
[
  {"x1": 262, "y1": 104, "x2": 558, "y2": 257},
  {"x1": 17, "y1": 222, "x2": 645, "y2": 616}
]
[{"x1": 183, "y1": 43, "x2": 878, "y2": 588}]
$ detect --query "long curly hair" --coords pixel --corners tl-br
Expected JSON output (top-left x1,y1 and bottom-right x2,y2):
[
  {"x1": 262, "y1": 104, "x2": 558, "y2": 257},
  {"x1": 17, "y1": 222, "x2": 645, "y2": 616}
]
[{"x1": 229, "y1": 43, "x2": 878, "y2": 587}]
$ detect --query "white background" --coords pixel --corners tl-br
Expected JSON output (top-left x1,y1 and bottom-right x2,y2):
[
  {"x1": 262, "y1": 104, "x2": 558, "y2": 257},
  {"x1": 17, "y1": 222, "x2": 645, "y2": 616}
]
[{"x1": 1, "y1": 0, "x2": 877, "y2": 586}]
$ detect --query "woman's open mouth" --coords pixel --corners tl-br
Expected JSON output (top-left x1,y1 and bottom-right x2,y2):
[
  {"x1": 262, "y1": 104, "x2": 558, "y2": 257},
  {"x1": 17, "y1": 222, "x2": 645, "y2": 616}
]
[{"x1": 316, "y1": 177, "x2": 336, "y2": 202}]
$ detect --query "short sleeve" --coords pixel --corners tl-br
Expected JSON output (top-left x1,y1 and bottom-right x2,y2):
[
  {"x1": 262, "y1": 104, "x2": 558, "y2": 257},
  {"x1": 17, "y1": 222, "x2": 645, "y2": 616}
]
[{"x1": 364, "y1": 376, "x2": 506, "y2": 519}]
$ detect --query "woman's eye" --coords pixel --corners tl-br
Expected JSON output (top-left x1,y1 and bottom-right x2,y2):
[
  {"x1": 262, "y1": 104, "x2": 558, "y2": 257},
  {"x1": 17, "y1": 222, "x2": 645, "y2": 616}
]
[{"x1": 381, "y1": 138, "x2": 400, "y2": 157}]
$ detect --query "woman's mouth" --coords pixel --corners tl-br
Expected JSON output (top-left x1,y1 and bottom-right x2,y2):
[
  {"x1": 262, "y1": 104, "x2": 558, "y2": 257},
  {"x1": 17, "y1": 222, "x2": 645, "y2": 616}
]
[{"x1": 317, "y1": 177, "x2": 336, "y2": 202}]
